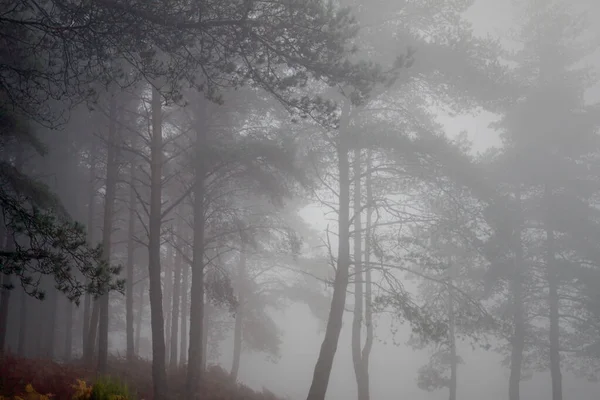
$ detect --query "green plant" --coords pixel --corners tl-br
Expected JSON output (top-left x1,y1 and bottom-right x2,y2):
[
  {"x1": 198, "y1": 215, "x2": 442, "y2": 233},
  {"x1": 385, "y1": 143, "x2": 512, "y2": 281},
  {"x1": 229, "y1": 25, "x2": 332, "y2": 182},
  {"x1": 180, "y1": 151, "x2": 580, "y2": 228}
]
[{"x1": 89, "y1": 377, "x2": 134, "y2": 400}]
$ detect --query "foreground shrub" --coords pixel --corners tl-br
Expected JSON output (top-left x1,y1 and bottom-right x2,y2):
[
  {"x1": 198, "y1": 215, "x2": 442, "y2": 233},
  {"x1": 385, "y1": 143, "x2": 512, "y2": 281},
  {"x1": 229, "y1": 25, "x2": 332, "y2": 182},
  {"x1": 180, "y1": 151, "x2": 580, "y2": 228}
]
[{"x1": 90, "y1": 376, "x2": 135, "y2": 400}]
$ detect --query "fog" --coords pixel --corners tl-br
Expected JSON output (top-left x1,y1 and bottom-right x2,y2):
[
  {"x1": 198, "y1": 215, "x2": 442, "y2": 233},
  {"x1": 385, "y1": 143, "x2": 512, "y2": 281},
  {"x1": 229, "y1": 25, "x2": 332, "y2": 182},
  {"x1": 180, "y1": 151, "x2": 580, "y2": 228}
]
[{"x1": 1, "y1": 0, "x2": 600, "y2": 400}]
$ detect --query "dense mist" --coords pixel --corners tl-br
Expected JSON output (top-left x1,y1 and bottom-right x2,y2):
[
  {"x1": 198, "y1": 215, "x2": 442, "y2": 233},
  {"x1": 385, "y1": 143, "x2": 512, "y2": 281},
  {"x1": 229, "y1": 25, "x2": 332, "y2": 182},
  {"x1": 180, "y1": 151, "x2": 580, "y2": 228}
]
[{"x1": 1, "y1": 0, "x2": 600, "y2": 399}]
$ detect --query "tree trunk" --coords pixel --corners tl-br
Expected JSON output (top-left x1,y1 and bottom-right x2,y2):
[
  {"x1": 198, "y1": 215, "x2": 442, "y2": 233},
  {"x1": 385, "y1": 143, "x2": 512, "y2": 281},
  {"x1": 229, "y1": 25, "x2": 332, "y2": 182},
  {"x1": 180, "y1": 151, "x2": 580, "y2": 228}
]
[
  {"x1": 231, "y1": 242, "x2": 246, "y2": 381},
  {"x1": 545, "y1": 185, "x2": 562, "y2": 400},
  {"x1": 509, "y1": 188, "x2": 525, "y2": 400},
  {"x1": 85, "y1": 301, "x2": 100, "y2": 363},
  {"x1": 361, "y1": 150, "x2": 374, "y2": 398},
  {"x1": 126, "y1": 159, "x2": 137, "y2": 362},
  {"x1": 170, "y1": 231, "x2": 182, "y2": 369},
  {"x1": 98, "y1": 93, "x2": 119, "y2": 374},
  {"x1": 186, "y1": 113, "x2": 207, "y2": 398},
  {"x1": 0, "y1": 273, "x2": 11, "y2": 356},
  {"x1": 64, "y1": 297, "x2": 73, "y2": 361},
  {"x1": 45, "y1": 287, "x2": 59, "y2": 359},
  {"x1": 135, "y1": 279, "x2": 145, "y2": 357},
  {"x1": 447, "y1": 259, "x2": 457, "y2": 400},
  {"x1": 83, "y1": 146, "x2": 97, "y2": 353},
  {"x1": 201, "y1": 302, "x2": 209, "y2": 370},
  {"x1": 17, "y1": 288, "x2": 28, "y2": 356},
  {"x1": 351, "y1": 149, "x2": 368, "y2": 400},
  {"x1": 306, "y1": 103, "x2": 352, "y2": 400},
  {"x1": 148, "y1": 85, "x2": 168, "y2": 399},
  {"x1": 180, "y1": 262, "x2": 189, "y2": 366},
  {"x1": 164, "y1": 245, "x2": 173, "y2": 365}
]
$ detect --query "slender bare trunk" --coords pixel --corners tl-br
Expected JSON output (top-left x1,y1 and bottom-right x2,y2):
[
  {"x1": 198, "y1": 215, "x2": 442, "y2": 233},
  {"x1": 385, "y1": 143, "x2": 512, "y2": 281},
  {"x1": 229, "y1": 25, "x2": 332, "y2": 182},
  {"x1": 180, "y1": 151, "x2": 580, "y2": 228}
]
[
  {"x1": 307, "y1": 104, "x2": 351, "y2": 400},
  {"x1": 17, "y1": 289, "x2": 27, "y2": 356},
  {"x1": 149, "y1": 86, "x2": 168, "y2": 399},
  {"x1": 447, "y1": 259, "x2": 457, "y2": 400},
  {"x1": 64, "y1": 297, "x2": 73, "y2": 361},
  {"x1": 164, "y1": 245, "x2": 173, "y2": 365},
  {"x1": 201, "y1": 302, "x2": 209, "y2": 370},
  {"x1": 509, "y1": 188, "x2": 525, "y2": 400},
  {"x1": 83, "y1": 146, "x2": 96, "y2": 353},
  {"x1": 135, "y1": 279, "x2": 145, "y2": 356},
  {"x1": 126, "y1": 159, "x2": 137, "y2": 362},
  {"x1": 351, "y1": 149, "x2": 368, "y2": 400},
  {"x1": 85, "y1": 301, "x2": 100, "y2": 362},
  {"x1": 170, "y1": 231, "x2": 182, "y2": 368},
  {"x1": 45, "y1": 287, "x2": 59, "y2": 359},
  {"x1": 231, "y1": 241, "x2": 246, "y2": 381},
  {"x1": 545, "y1": 185, "x2": 562, "y2": 400},
  {"x1": 186, "y1": 113, "x2": 206, "y2": 398},
  {"x1": 180, "y1": 262, "x2": 189, "y2": 366},
  {"x1": 361, "y1": 150, "x2": 374, "y2": 396},
  {"x1": 0, "y1": 273, "x2": 11, "y2": 356},
  {"x1": 98, "y1": 93, "x2": 119, "y2": 374}
]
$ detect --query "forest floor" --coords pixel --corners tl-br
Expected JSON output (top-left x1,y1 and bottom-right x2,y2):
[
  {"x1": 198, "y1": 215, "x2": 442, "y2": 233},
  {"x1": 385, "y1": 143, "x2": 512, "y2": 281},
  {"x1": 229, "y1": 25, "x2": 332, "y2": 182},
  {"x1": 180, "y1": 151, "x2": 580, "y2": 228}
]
[{"x1": 0, "y1": 355, "x2": 283, "y2": 400}]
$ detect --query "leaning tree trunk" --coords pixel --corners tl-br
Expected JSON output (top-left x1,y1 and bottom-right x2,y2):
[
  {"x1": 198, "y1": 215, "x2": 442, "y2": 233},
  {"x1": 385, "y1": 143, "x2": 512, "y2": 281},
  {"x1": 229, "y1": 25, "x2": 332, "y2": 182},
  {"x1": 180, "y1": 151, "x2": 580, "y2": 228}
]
[
  {"x1": 545, "y1": 185, "x2": 562, "y2": 400},
  {"x1": 186, "y1": 112, "x2": 207, "y2": 398},
  {"x1": 307, "y1": 102, "x2": 352, "y2": 400},
  {"x1": 351, "y1": 148, "x2": 368, "y2": 400},
  {"x1": 148, "y1": 85, "x2": 168, "y2": 399},
  {"x1": 180, "y1": 261, "x2": 189, "y2": 366},
  {"x1": 170, "y1": 229, "x2": 182, "y2": 369},
  {"x1": 509, "y1": 187, "x2": 526, "y2": 400},
  {"x1": 230, "y1": 241, "x2": 246, "y2": 381},
  {"x1": 98, "y1": 92, "x2": 119, "y2": 374},
  {"x1": 126, "y1": 158, "x2": 137, "y2": 362}
]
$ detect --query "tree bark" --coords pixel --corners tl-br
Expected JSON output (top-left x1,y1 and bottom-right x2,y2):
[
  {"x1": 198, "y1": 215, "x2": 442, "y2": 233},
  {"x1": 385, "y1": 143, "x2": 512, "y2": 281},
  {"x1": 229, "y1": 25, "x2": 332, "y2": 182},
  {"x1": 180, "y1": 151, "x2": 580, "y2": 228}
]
[
  {"x1": 17, "y1": 288, "x2": 28, "y2": 356},
  {"x1": 447, "y1": 259, "x2": 457, "y2": 400},
  {"x1": 98, "y1": 92, "x2": 119, "y2": 374},
  {"x1": 170, "y1": 230, "x2": 182, "y2": 369},
  {"x1": 186, "y1": 109, "x2": 207, "y2": 398},
  {"x1": 509, "y1": 188, "x2": 525, "y2": 400},
  {"x1": 135, "y1": 279, "x2": 145, "y2": 357},
  {"x1": 361, "y1": 150, "x2": 374, "y2": 398},
  {"x1": 180, "y1": 262, "x2": 189, "y2": 366},
  {"x1": 148, "y1": 85, "x2": 168, "y2": 399},
  {"x1": 64, "y1": 297, "x2": 73, "y2": 361},
  {"x1": 545, "y1": 185, "x2": 562, "y2": 400},
  {"x1": 83, "y1": 143, "x2": 97, "y2": 353},
  {"x1": 164, "y1": 245, "x2": 173, "y2": 365},
  {"x1": 306, "y1": 102, "x2": 352, "y2": 400},
  {"x1": 230, "y1": 241, "x2": 246, "y2": 381},
  {"x1": 85, "y1": 301, "x2": 100, "y2": 362},
  {"x1": 351, "y1": 149, "x2": 368, "y2": 400},
  {"x1": 126, "y1": 159, "x2": 137, "y2": 362}
]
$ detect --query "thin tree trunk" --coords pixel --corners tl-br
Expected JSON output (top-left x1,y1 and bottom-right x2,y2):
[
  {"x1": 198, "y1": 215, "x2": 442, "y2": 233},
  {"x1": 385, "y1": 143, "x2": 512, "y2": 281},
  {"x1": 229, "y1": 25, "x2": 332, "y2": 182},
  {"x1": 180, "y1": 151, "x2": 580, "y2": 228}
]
[
  {"x1": 64, "y1": 297, "x2": 73, "y2": 361},
  {"x1": 351, "y1": 149, "x2": 368, "y2": 400},
  {"x1": 148, "y1": 85, "x2": 168, "y2": 399},
  {"x1": 545, "y1": 185, "x2": 562, "y2": 400},
  {"x1": 509, "y1": 187, "x2": 525, "y2": 400},
  {"x1": 170, "y1": 231, "x2": 182, "y2": 369},
  {"x1": 126, "y1": 159, "x2": 137, "y2": 362},
  {"x1": 361, "y1": 150, "x2": 374, "y2": 397},
  {"x1": 230, "y1": 241, "x2": 246, "y2": 381},
  {"x1": 45, "y1": 287, "x2": 59, "y2": 359},
  {"x1": 135, "y1": 279, "x2": 145, "y2": 357},
  {"x1": 307, "y1": 103, "x2": 352, "y2": 400},
  {"x1": 447, "y1": 259, "x2": 457, "y2": 400},
  {"x1": 17, "y1": 288, "x2": 27, "y2": 356},
  {"x1": 180, "y1": 262, "x2": 189, "y2": 366},
  {"x1": 186, "y1": 106, "x2": 207, "y2": 398},
  {"x1": 164, "y1": 245, "x2": 173, "y2": 365},
  {"x1": 83, "y1": 147, "x2": 96, "y2": 353},
  {"x1": 201, "y1": 300, "x2": 209, "y2": 370},
  {"x1": 0, "y1": 273, "x2": 11, "y2": 356},
  {"x1": 98, "y1": 93, "x2": 119, "y2": 374}
]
